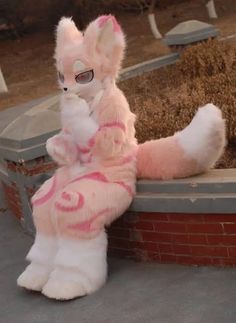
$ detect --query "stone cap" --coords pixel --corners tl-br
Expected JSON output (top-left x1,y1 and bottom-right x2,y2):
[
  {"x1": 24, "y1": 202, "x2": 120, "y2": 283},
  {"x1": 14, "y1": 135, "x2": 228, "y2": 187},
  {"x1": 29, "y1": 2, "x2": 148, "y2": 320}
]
[
  {"x1": 164, "y1": 20, "x2": 219, "y2": 46},
  {"x1": 130, "y1": 169, "x2": 236, "y2": 214},
  {"x1": 0, "y1": 95, "x2": 61, "y2": 161}
]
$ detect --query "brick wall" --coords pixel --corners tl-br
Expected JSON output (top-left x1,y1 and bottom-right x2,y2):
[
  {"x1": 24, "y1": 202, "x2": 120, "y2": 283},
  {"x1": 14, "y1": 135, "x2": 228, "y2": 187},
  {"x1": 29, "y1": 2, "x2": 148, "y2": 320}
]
[
  {"x1": 2, "y1": 156, "x2": 57, "y2": 220},
  {"x1": 2, "y1": 157, "x2": 236, "y2": 267},
  {"x1": 2, "y1": 182, "x2": 22, "y2": 219},
  {"x1": 108, "y1": 212, "x2": 236, "y2": 266}
]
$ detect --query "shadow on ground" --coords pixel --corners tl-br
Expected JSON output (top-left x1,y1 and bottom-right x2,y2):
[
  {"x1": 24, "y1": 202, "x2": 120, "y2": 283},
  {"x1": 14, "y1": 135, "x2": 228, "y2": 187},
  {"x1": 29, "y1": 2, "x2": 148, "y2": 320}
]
[{"x1": 1, "y1": 212, "x2": 236, "y2": 323}]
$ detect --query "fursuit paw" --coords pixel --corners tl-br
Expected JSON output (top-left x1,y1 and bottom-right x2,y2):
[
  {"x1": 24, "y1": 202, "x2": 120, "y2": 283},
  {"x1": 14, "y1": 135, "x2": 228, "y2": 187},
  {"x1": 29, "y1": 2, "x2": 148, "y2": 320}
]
[
  {"x1": 17, "y1": 263, "x2": 51, "y2": 292},
  {"x1": 46, "y1": 134, "x2": 78, "y2": 166},
  {"x1": 176, "y1": 103, "x2": 226, "y2": 170},
  {"x1": 42, "y1": 265, "x2": 106, "y2": 300},
  {"x1": 42, "y1": 268, "x2": 91, "y2": 300}
]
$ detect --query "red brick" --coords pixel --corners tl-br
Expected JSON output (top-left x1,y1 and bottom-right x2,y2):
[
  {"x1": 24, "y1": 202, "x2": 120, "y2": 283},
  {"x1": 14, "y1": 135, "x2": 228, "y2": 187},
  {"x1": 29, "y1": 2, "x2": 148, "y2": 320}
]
[
  {"x1": 142, "y1": 232, "x2": 172, "y2": 243},
  {"x1": 176, "y1": 255, "x2": 212, "y2": 266},
  {"x1": 171, "y1": 234, "x2": 189, "y2": 244},
  {"x1": 108, "y1": 248, "x2": 135, "y2": 259},
  {"x1": 187, "y1": 223, "x2": 223, "y2": 234},
  {"x1": 188, "y1": 234, "x2": 207, "y2": 245},
  {"x1": 129, "y1": 241, "x2": 143, "y2": 249},
  {"x1": 168, "y1": 213, "x2": 204, "y2": 223},
  {"x1": 173, "y1": 244, "x2": 191, "y2": 255},
  {"x1": 141, "y1": 242, "x2": 159, "y2": 252},
  {"x1": 228, "y1": 247, "x2": 236, "y2": 257},
  {"x1": 108, "y1": 228, "x2": 130, "y2": 239},
  {"x1": 139, "y1": 213, "x2": 168, "y2": 222},
  {"x1": 135, "y1": 222, "x2": 154, "y2": 231},
  {"x1": 123, "y1": 212, "x2": 138, "y2": 223},
  {"x1": 192, "y1": 257, "x2": 213, "y2": 266},
  {"x1": 108, "y1": 238, "x2": 130, "y2": 249},
  {"x1": 191, "y1": 246, "x2": 228, "y2": 257},
  {"x1": 112, "y1": 217, "x2": 126, "y2": 228},
  {"x1": 155, "y1": 222, "x2": 187, "y2": 233},
  {"x1": 204, "y1": 214, "x2": 236, "y2": 223},
  {"x1": 160, "y1": 254, "x2": 177, "y2": 263},
  {"x1": 211, "y1": 257, "x2": 236, "y2": 266},
  {"x1": 211, "y1": 235, "x2": 236, "y2": 246},
  {"x1": 207, "y1": 234, "x2": 224, "y2": 245},
  {"x1": 222, "y1": 235, "x2": 236, "y2": 246},
  {"x1": 139, "y1": 250, "x2": 160, "y2": 262},
  {"x1": 159, "y1": 243, "x2": 173, "y2": 254},
  {"x1": 130, "y1": 230, "x2": 143, "y2": 242},
  {"x1": 224, "y1": 224, "x2": 236, "y2": 234}
]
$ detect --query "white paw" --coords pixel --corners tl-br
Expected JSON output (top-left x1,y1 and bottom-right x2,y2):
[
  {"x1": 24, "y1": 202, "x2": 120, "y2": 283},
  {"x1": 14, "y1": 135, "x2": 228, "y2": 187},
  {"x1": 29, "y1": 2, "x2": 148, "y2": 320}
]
[
  {"x1": 176, "y1": 103, "x2": 226, "y2": 169},
  {"x1": 17, "y1": 263, "x2": 51, "y2": 291},
  {"x1": 42, "y1": 278, "x2": 86, "y2": 300}
]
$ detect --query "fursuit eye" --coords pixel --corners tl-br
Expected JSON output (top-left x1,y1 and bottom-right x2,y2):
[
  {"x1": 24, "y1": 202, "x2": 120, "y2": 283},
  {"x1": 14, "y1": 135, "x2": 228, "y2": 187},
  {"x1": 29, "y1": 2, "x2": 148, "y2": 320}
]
[
  {"x1": 75, "y1": 70, "x2": 94, "y2": 84},
  {"x1": 58, "y1": 71, "x2": 64, "y2": 83}
]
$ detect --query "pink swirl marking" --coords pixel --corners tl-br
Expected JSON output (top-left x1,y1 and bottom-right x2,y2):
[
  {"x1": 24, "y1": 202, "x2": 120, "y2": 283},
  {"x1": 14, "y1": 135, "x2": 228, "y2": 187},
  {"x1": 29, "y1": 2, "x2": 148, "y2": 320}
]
[
  {"x1": 67, "y1": 208, "x2": 113, "y2": 232},
  {"x1": 32, "y1": 176, "x2": 57, "y2": 207},
  {"x1": 55, "y1": 192, "x2": 84, "y2": 212}
]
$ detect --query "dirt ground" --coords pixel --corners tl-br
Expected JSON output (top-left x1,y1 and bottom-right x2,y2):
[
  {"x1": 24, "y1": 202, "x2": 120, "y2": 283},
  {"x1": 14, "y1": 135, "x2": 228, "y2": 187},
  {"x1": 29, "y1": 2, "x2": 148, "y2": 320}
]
[{"x1": 1, "y1": 0, "x2": 236, "y2": 110}]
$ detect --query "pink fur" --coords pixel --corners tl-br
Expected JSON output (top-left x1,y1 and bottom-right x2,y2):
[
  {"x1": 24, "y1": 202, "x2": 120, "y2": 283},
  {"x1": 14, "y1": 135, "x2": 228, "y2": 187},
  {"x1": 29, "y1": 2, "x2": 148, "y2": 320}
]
[
  {"x1": 18, "y1": 14, "x2": 226, "y2": 300},
  {"x1": 137, "y1": 137, "x2": 200, "y2": 180}
]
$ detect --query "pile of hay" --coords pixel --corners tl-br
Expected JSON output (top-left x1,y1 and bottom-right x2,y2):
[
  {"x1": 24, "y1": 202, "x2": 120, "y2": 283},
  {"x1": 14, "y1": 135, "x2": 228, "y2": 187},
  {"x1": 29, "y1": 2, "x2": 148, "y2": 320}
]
[{"x1": 120, "y1": 39, "x2": 236, "y2": 168}]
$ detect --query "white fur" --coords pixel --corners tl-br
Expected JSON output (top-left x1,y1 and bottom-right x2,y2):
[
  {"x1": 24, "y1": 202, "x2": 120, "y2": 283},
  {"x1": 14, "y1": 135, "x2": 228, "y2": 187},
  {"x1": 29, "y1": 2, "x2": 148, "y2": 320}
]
[
  {"x1": 42, "y1": 231, "x2": 107, "y2": 300},
  {"x1": 26, "y1": 233, "x2": 58, "y2": 264},
  {"x1": 61, "y1": 93, "x2": 99, "y2": 145},
  {"x1": 175, "y1": 103, "x2": 226, "y2": 169},
  {"x1": 17, "y1": 263, "x2": 52, "y2": 291},
  {"x1": 17, "y1": 234, "x2": 58, "y2": 291},
  {"x1": 46, "y1": 133, "x2": 77, "y2": 165}
]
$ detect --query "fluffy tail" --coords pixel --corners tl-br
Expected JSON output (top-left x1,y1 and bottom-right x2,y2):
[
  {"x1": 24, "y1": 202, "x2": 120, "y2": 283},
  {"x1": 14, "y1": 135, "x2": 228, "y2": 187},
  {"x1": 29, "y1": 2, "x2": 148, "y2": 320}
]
[{"x1": 137, "y1": 104, "x2": 226, "y2": 180}]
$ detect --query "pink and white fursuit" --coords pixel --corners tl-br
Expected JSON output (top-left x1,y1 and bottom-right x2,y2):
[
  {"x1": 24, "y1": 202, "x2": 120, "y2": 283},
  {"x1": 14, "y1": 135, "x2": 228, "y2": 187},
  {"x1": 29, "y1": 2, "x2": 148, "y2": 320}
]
[{"x1": 17, "y1": 15, "x2": 226, "y2": 300}]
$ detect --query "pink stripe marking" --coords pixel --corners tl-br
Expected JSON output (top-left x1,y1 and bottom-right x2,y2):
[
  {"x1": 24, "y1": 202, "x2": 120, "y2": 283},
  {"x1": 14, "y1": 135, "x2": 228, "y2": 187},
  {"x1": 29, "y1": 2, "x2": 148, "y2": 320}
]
[
  {"x1": 32, "y1": 176, "x2": 56, "y2": 206},
  {"x1": 67, "y1": 208, "x2": 113, "y2": 232},
  {"x1": 70, "y1": 172, "x2": 109, "y2": 185},
  {"x1": 99, "y1": 122, "x2": 126, "y2": 132},
  {"x1": 88, "y1": 136, "x2": 95, "y2": 148},
  {"x1": 88, "y1": 122, "x2": 126, "y2": 148},
  {"x1": 70, "y1": 171, "x2": 133, "y2": 196},
  {"x1": 114, "y1": 181, "x2": 134, "y2": 197},
  {"x1": 55, "y1": 192, "x2": 84, "y2": 212},
  {"x1": 77, "y1": 145, "x2": 90, "y2": 154}
]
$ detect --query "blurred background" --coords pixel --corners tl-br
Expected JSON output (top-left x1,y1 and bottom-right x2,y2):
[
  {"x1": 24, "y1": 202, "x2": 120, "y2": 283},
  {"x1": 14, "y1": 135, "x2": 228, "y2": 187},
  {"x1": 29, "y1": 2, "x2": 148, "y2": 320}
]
[{"x1": 0, "y1": 0, "x2": 236, "y2": 110}]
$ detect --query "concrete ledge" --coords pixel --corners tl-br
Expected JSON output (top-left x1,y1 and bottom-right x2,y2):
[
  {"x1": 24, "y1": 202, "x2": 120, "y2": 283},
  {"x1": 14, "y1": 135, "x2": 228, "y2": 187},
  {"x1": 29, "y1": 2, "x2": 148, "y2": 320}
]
[
  {"x1": 130, "y1": 169, "x2": 236, "y2": 214},
  {"x1": 119, "y1": 53, "x2": 180, "y2": 81}
]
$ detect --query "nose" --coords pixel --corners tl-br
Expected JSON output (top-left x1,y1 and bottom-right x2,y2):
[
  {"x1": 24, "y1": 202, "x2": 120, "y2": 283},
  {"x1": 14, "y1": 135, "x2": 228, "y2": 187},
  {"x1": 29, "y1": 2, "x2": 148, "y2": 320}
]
[{"x1": 63, "y1": 87, "x2": 68, "y2": 92}]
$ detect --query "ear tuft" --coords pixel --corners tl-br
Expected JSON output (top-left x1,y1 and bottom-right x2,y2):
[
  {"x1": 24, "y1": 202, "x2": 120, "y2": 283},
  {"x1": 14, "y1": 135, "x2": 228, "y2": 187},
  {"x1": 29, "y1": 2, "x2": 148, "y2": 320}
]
[
  {"x1": 55, "y1": 17, "x2": 82, "y2": 60},
  {"x1": 98, "y1": 15, "x2": 121, "y2": 33},
  {"x1": 83, "y1": 15, "x2": 125, "y2": 78}
]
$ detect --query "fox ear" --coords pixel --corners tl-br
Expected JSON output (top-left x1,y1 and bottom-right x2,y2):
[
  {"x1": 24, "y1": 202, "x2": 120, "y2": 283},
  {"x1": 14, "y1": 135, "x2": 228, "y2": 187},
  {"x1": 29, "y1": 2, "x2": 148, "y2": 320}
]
[
  {"x1": 84, "y1": 15, "x2": 125, "y2": 77},
  {"x1": 55, "y1": 17, "x2": 82, "y2": 59}
]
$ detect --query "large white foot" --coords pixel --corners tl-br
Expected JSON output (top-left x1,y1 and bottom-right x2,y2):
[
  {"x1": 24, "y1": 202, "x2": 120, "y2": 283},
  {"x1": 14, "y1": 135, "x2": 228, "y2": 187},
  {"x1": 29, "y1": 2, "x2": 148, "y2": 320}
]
[
  {"x1": 17, "y1": 263, "x2": 51, "y2": 291},
  {"x1": 17, "y1": 233, "x2": 58, "y2": 291},
  {"x1": 42, "y1": 267, "x2": 95, "y2": 300},
  {"x1": 176, "y1": 103, "x2": 226, "y2": 170},
  {"x1": 42, "y1": 232, "x2": 108, "y2": 300}
]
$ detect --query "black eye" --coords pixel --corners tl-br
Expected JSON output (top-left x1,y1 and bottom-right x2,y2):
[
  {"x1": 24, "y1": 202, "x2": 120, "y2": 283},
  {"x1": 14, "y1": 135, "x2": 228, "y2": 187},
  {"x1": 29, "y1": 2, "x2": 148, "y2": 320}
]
[
  {"x1": 58, "y1": 71, "x2": 64, "y2": 83},
  {"x1": 75, "y1": 70, "x2": 94, "y2": 84}
]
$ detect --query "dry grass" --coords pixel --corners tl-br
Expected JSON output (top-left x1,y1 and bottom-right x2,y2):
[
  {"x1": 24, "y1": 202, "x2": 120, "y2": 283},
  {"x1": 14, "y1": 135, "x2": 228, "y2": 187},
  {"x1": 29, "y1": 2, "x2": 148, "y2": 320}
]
[{"x1": 120, "y1": 39, "x2": 236, "y2": 168}]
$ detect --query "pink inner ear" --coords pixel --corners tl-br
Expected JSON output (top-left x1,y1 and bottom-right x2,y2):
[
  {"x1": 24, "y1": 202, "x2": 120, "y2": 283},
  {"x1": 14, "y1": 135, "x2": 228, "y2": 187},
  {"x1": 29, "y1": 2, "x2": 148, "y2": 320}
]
[{"x1": 98, "y1": 15, "x2": 121, "y2": 33}]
